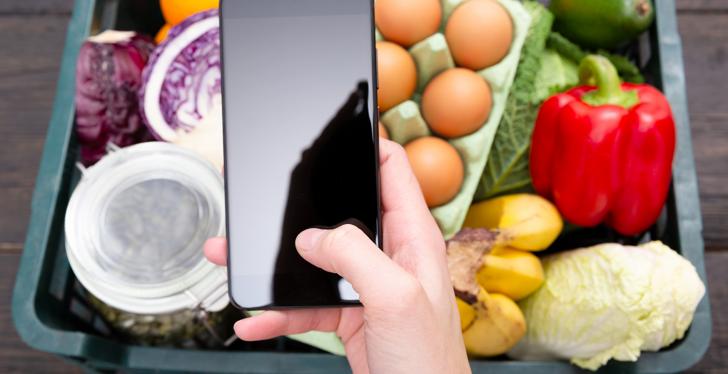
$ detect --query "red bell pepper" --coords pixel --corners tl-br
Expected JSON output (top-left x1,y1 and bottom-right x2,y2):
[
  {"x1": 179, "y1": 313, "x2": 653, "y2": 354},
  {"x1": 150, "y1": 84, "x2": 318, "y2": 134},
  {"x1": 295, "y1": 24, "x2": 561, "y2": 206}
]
[{"x1": 529, "y1": 55, "x2": 675, "y2": 236}]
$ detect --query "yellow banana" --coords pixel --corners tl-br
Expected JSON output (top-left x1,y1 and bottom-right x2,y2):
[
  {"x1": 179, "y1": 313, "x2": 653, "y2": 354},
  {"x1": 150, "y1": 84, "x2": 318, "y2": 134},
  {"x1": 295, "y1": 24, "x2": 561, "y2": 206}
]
[
  {"x1": 464, "y1": 193, "x2": 562, "y2": 251},
  {"x1": 477, "y1": 247, "x2": 544, "y2": 301},
  {"x1": 447, "y1": 228, "x2": 528, "y2": 357},
  {"x1": 457, "y1": 288, "x2": 526, "y2": 357},
  {"x1": 456, "y1": 297, "x2": 476, "y2": 330}
]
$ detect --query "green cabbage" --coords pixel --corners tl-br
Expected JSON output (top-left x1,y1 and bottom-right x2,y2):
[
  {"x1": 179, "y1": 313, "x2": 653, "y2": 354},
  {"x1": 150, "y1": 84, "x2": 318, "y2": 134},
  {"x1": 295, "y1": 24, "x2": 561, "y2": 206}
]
[
  {"x1": 532, "y1": 48, "x2": 578, "y2": 101},
  {"x1": 508, "y1": 241, "x2": 705, "y2": 371}
]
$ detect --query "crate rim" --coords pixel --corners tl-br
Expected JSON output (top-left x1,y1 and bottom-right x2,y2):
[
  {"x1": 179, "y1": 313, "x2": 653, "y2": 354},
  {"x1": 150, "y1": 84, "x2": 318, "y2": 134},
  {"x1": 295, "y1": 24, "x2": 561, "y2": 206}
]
[{"x1": 11, "y1": 0, "x2": 712, "y2": 372}]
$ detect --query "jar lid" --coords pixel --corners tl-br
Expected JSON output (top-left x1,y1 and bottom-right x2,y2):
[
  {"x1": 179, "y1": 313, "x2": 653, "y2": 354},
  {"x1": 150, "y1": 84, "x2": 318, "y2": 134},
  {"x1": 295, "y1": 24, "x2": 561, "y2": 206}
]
[{"x1": 65, "y1": 142, "x2": 228, "y2": 314}]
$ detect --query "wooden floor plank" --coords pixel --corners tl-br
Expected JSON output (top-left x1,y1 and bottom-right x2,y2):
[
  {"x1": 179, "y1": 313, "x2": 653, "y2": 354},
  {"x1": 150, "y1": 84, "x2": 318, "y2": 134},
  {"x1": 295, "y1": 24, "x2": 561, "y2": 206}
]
[
  {"x1": 0, "y1": 188, "x2": 36, "y2": 245},
  {"x1": 678, "y1": 13, "x2": 728, "y2": 117},
  {"x1": 0, "y1": 0, "x2": 72, "y2": 15},
  {"x1": 678, "y1": 0, "x2": 728, "y2": 12},
  {"x1": 0, "y1": 14, "x2": 72, "y2": 64},
  {"x1": 688, "y1": 114, "x2": 728, "y2": 248},
  {"x1": 0, "y1": 15, "x2": 69, "y2": 244},
  {"x1": 0, "y1": 0, "x2": 715, "y2": 14},
  {"x1": 678, "y1": 13, "x2": 728, "y2": 250},
  {"x1": 687, "y1": 251, "x2": 728, "y2": 373}
]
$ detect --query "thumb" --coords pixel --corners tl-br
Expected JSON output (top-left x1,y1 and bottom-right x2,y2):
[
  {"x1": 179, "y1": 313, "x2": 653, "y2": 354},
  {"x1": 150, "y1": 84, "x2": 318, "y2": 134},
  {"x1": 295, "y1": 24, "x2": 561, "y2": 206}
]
[{"x1": 296, "y1": 224, "x2": 415, "y2": 306}]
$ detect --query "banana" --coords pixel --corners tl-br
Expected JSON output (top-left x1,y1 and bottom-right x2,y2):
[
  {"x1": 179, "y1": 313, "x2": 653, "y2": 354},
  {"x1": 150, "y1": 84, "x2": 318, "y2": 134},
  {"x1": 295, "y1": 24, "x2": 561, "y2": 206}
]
[
  {"x1": 477, "y1": 247, "x2": 544, "y2": 301},
  {"x1": 458, "y1": 288, "x2": 527, "y2": 357},
  {"x1": 447, "y1": 229, "x2": 528, "y2": 357},
  {"x1": 456, "y1": 297, "x2": 476, "y2": 330},
  {"x1": 464, "y1": 193, "x2": 563, "y2": 251}
]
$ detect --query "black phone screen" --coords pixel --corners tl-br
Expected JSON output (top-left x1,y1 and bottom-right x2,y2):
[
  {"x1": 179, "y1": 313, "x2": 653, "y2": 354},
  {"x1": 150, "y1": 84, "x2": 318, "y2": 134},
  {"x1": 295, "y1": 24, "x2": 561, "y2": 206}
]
[{"x1": 220, "y1": 0, "x2": 380, "y2": 309}]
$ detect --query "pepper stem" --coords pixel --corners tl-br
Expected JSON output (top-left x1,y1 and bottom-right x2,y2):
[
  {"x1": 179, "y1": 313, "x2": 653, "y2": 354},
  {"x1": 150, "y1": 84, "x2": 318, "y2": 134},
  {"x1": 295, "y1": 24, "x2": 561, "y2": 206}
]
[{"x1": 579, "y1": 55, "x2": 639, "y2": 108}]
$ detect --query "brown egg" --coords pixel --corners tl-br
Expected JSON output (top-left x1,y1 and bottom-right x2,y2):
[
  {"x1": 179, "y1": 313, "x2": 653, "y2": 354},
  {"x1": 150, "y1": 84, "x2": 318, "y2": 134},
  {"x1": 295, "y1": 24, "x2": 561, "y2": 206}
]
[
  {"x1": 422, "y1": 68, "x2": 492, "y2": 138},
  {"x1": 405, "y1": 136, "x2": 464, "y2": 207},
  {"x1": 445, "y1": 0, "x2": 514, "y2": 70},
  {"x1": 375, "y1": 0, "x2": 442, "y2": 47},
  {"x1": 377, "y1": 41, "x2": 417, "y2": 112},
  {"x1": 379, "y1": 122, "x2": 389, "y2": 139}
]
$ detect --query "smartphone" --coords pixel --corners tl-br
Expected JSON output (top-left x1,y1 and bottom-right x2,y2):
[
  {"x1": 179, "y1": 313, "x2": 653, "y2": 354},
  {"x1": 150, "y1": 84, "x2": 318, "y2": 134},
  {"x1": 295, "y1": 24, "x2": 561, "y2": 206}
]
[{"x1": 220, "y1": 0, "x2": 381, "y2": 310}]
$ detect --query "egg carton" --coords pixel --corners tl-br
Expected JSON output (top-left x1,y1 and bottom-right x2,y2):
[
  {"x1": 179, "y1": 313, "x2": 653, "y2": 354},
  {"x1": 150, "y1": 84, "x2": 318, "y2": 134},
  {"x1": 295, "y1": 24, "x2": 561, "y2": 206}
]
[{"x1": 378, "y1": 0, "x2": 531, "y2": 239}]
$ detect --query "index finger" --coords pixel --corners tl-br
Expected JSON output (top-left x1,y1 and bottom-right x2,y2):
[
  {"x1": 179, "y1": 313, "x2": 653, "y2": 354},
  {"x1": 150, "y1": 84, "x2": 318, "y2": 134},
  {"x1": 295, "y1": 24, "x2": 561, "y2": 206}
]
[{"x1": 203, "y1": 237, "x2": 227, "y2": 266}]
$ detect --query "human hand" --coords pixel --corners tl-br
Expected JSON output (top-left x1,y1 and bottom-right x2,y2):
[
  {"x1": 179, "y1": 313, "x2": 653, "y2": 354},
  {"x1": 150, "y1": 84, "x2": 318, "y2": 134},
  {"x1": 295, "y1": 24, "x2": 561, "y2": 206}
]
[{"x1": 204, "y1": 139, "x2": 470, "y2": 374}]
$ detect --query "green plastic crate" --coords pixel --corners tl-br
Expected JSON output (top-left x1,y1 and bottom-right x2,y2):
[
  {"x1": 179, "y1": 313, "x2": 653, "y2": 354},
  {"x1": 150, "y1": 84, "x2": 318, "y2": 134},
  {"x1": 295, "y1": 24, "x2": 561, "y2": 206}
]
[{"x1": 12, "y1": 0, "x2": 711, "y2": 372}]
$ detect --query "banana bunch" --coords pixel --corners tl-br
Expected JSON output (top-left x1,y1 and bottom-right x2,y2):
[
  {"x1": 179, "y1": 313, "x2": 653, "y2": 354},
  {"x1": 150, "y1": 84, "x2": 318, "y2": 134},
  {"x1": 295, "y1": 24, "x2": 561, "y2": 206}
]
[{"x1": 447, "y1": 194, "x2": 562, "y2": 357}]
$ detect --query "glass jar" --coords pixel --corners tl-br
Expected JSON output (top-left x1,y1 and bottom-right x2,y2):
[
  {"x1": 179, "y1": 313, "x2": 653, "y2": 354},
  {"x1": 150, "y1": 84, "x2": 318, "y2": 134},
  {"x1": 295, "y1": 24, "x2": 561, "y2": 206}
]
[{"x1": 65, "y1": 142, "x2": 232, "y2": 346}]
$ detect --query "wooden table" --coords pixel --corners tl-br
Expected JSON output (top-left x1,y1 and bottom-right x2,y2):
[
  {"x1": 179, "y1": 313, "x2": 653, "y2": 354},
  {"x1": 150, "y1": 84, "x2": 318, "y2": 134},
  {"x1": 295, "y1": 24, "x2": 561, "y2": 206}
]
[{"x1": 0, "y1": 1, "x2": 726, "y2": 372}]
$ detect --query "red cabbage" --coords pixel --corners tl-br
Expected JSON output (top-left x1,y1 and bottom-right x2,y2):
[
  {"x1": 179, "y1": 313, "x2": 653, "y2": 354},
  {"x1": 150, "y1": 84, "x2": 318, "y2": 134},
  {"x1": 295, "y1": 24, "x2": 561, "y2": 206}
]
[
  {"x1": 140, "y1": 10, "x2": 220, "y2": 141},
  {"x1": 75, "y1": 31, "x2": 155, "y2": 165}
]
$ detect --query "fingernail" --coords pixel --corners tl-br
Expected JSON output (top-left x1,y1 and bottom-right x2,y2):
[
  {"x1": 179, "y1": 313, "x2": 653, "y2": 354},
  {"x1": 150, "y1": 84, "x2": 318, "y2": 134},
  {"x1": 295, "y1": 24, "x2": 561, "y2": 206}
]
[{"x1": 296, "y1": 228, "x2": 325, "y2": 252}]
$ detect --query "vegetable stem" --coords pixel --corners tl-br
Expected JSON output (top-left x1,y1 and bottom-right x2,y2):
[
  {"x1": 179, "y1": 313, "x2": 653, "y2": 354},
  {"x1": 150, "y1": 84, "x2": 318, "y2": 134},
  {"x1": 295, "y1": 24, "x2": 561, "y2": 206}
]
[{"x1": 579, "y1": 55, "x2": 639, "y2": 108}]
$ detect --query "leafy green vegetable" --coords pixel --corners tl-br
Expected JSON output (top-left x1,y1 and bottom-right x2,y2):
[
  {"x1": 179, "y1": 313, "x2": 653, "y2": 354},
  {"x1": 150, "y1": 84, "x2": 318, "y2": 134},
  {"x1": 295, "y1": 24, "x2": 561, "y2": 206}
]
[
  {"x1": 532, "y1": 48, "x2": 579, "y2": 102},
  {"x1": 509, "y1": 241, "x2": 705, "y2": 371},
  {"x1": 543, "y1": 32, "x2": 582, "y2": 66},
  {"x1": 598, "y1": 51, "x2": 644, "y2": 83},
  {"x1": 475, "y1": 1, "x2": 553, "y2": 200},
  {"x1": 547, "y1": 32, "x2": 645, "y2": 83},
  {"x1": 508, "y1": 2, "x2": 554, "y2": 104}
]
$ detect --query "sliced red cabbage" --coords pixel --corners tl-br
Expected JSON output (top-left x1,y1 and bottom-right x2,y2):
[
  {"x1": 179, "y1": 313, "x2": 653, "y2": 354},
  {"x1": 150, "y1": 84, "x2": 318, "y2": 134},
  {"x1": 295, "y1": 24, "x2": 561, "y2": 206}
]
[
  {"x1": 140, "y1": 9, "x2": 220, "y2": 141},
  {"x1": 75, "y1": 30, "x2": 155, "y2": 165}
]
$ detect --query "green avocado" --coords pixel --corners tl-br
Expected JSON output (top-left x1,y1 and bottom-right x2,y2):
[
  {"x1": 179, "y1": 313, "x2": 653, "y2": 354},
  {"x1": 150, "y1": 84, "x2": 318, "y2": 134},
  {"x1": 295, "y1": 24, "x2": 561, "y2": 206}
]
[{"x1": 549, "y1": 0, "x2": 654, "y2": 50}]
